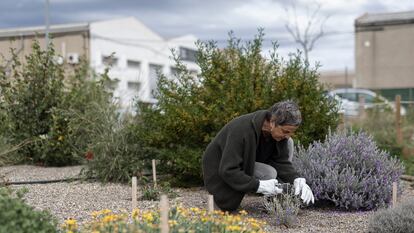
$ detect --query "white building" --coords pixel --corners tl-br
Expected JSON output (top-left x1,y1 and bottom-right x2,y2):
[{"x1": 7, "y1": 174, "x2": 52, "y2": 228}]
[
  {"x1": 0, "y1": 17, "x2": 200, "y2": 110},
  {"x1": 89, "y1": 17, "x2": 199, "y2": 109}
]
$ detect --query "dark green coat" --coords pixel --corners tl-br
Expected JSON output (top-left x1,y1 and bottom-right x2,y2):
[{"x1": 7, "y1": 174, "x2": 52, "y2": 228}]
[{"x1": 202, "y1": 110, "x2": 299, "y2": 211}]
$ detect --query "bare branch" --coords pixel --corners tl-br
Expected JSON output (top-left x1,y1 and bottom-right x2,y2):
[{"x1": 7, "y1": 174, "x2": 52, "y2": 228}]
[{"x1": 283, "y1": 0, "x2": 329, "y2": 62}]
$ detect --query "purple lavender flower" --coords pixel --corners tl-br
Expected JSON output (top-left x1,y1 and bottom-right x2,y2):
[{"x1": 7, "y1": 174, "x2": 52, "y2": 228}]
[{"x1": 292, "y1": 131, "x2": 404, "y2": 210}]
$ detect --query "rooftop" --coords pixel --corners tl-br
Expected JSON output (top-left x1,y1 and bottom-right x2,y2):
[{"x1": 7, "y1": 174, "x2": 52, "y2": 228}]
[
  {"x1": 356, "y1": 10, "x2": 414, "y2": 28},
  {"x1": 0, "y1": 22, "x2": 89, "y2": 38}
]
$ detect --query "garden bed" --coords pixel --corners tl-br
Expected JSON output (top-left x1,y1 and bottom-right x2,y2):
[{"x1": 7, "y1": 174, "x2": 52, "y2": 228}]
[{"x1": 1, "y1": 165, "x2": 413, "y2": 233}]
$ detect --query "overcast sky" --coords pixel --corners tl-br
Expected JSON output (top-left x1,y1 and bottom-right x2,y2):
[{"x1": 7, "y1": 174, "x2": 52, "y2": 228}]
[{"x1": 0, "y1": 0, "x2": 413, "y2": 72}]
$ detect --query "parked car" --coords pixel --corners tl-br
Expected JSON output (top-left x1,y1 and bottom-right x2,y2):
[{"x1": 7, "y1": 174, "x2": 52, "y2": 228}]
[{"x1": 328, "y1": 88, "x2": 406, "y2": 116}]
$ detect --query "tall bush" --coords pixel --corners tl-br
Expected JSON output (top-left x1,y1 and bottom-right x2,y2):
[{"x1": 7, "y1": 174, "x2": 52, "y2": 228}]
[
  {"x1": 137, "y1": 29, "x2": 339, "y2": 184},
  {"x1": 0, "y1": 41, "x2": 124, "y2": 167},
  {"x1": 0, "y1": 42, "x2": 66, "y2": 164},
  {"x1": 42, "y1": 61, "x2": 117, "y2": 166},
  {"x1": 293, "y1": 131, "x2": 404, "y2": 210},
  {"x1": 78, "y1": 103, "x2": 150, "y2": 183}
]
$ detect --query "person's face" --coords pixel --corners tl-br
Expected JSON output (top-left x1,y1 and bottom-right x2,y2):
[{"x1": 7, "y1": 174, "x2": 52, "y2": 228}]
[{"x1": 270, "y1": 122, "x2": 298, "y2": 141}]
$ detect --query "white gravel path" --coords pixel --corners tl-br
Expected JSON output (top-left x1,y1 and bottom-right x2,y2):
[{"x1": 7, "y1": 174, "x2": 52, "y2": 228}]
[{"x1": 1, "y1": 165, "x2": 413, "y2": 233}]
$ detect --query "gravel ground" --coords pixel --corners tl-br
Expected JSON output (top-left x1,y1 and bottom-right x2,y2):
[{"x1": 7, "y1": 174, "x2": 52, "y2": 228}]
[{"x1": 1, "y1": 165, "x2": 413, "y2": 233}]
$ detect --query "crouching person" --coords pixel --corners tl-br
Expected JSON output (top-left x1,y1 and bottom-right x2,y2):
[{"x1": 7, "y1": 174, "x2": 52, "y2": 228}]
[{"x1": 202, "y1": 100, "x2": 314, "y2": 211}]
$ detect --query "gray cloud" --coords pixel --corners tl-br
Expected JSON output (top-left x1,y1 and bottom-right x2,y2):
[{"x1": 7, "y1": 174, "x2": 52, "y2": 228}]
[{"x1": 0, "y1": 0, "x2": 413, "y2": 71}]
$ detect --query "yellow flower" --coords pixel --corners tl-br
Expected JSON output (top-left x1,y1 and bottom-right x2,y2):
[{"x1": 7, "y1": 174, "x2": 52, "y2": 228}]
[
  {"x1": 190, "y1": 207, "x2": 200, "y2": 213},
  {"x1": 132, "y1": 209, "x2": 140, "y2": 218},
  {"x1": 142, "y1": 212, "x2": 154, "y2": 222},
  {"x1": 201, "y1": 216, "x2": 210, "y2": 222},
  {"x1": 58, "y1": 135, "x2": 64, "y2": 141},
  {"x1": 238, "y1": 210, "x2": 248, "y2": 215},
  {"x1": 226, "y1": 225, "x2": 242, "y2": 231},
  {"x1": 101, "y1": 209, "x2": 112, "y2": 215},
  {"x1": 168, "y1": 220, "x2": 178, "y2": 226},
  {"x1": 64, "y1": 218, "x2": 77, "y2": 226},
  {"x1": 250, "y1": 222, "x2": 261, "y2": 229},
  {"x1": 102, "y1": 214, "x2": 117, "y2": 223},
  {"x1": 91, "y1": 211, "x2": 101, "y2": 218}
]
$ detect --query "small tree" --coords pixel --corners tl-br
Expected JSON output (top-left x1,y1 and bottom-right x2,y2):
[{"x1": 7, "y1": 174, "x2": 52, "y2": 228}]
[
  {"x1": 284, "y1": 1, "x2": 329, "y2": 63},
  {"x1": 136, "y1": 29, "x2": 339, "y2": 184}
]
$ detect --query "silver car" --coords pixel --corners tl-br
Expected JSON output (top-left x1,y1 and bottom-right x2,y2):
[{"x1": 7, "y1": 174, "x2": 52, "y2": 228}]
[{"x1": 328, "y1": 88, "x2": 406, "y2": 116}]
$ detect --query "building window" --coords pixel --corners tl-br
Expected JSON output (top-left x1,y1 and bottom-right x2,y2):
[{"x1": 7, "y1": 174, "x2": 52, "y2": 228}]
[
  {"x1": 127, "y1": 81, "x2": 141, "y2": 92},
  {"x1": 127, "y1": 60, "x2": 141, "y2": 69},
  {"x1": 170, "y1": 66, "x2": 179, "y2": 77},
  {"x1": 179, "y1": 47, "x2": 197, "y2": 62},
  {"x1": 189, "y1": 69, "x2": 198, "y2": 75},
  {"x1": 102, "y1": 55, "x2": 118, "y2": 66},
  {"x1": 149, "y1": 64, "x2": 163, "y2": 98},
  {"x1": 107, "y1": 78, "x2": 120, "y2": 90}
]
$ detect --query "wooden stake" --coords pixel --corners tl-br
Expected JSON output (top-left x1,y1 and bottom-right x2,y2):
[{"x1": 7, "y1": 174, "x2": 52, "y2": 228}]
[
  {"x1": 392, "y1": 182, "x2": 398, "y2": 207},
  {"x1": 359, "y1": 95, "x2": 366, "y2": 119},
  {"x1": 395, "y1": 95, "x2": 403, "y2": 145},
  {"x1": 208, "y1": 195, "x2": 214, "y2": 213},
  {"x1": 152, "y1": 159, "x2": 157, "y2": 188},
  {"x1": 160, "y1": 195, "x2": 169, "y2": 233},
  {"x1": 132, "y1": 176, "x2": 137, "y2": 211}
]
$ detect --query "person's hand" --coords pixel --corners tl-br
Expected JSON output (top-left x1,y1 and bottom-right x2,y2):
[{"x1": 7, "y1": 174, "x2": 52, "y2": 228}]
[
  {"x1": 294, "y1": 178, "x2": 315, "y2": 205},
  {"x1": 256, "y1": 179, "x2": 283, "y2": 196}
]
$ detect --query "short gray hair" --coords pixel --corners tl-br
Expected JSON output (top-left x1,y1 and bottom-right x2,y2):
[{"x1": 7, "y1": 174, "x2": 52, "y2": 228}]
[{"x1": 268, "y1": 100, "x2": 302, "y2": 126}]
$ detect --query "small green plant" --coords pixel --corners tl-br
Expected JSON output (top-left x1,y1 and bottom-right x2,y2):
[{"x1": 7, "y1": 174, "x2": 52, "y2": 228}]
[
  {"x1": 367, "y1": 198, "x2": 414, "y2": 233},
  {"x1": 141, "y1": 181, "x2": 177, "y2": 201},
  {"x1": 262, "y1": 183, "x2": 301, "y2": 227},
  {"x1": 0, "y1": 187, "x2": 58, "y2": 233}
]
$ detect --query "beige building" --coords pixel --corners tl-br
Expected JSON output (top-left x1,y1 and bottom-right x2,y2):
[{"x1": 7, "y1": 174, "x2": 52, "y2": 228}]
[
  {"x1": 319, "y1": 69, "x2": 355, "y2": 90},
  {"x1": 355, "y1": 11, "x2": 414, "y2": 101},
  {"x1": 0, "y1": 23, "x2": 89, "y2": 69}
]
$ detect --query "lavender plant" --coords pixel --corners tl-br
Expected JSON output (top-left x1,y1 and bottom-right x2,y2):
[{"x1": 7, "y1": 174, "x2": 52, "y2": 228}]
[
  {"x1": 262, "y1": 183, "x2": 301, "y2": 227},
  {"x1": 367, "y1": 198, "x2": 414, "y2": 233},
  {"x1": 293, "y1": 131, "x2": 404, "y2": 210}
]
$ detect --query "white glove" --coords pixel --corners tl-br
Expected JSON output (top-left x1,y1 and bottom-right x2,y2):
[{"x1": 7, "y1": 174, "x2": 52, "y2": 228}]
[
  {"x1": 256, "y1": 179, "x2": 283, "y2": 196},
  {"x1": 294, "y1": 178, "x2": 315, "y2": 205}
]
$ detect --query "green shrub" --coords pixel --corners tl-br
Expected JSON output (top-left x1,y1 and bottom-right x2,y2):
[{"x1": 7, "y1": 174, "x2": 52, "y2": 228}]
[
  {"x1": 367, "y1": 198, "x2": 414, "y2": 233},
  {"x1": 136, "y1": 29, "x2": 339, "y2": 184},
  {"x1": 0, "y1": 187, "x2": 57, "y2": 233},
  {"x1": 0, "y1": 41, "x2": 67, "y2": 165},
  {"x1": 40, "y1": 61, "x2": 117, "y2": 166},
  {"x1": 78, "y1": 103, "x2": 150, "y2": 183},
  {"x1": 0, "y1": 41, "x2": 122, "y2": 167},
  {"x1": 140, "y1": 181, "x2": 177, "y2": 201}
]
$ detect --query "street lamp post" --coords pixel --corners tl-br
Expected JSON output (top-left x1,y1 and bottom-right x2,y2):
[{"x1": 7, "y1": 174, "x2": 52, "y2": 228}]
[{"x1": 45, "y1": 0, "x2": 50, "y2": 47}]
